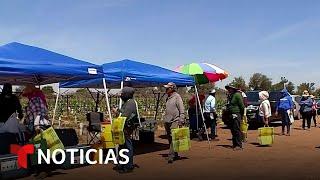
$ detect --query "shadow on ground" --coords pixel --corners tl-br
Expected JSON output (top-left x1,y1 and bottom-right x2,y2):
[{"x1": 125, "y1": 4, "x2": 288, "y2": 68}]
[
  {"x1": 134, "y1": 141, "x2": 169, "y2": 155},
  {"x1": 250, "y1": 142, "x2": 272, "y2": 147}
]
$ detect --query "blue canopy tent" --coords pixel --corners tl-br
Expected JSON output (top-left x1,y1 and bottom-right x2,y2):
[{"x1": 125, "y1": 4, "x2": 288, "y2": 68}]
[
  {"x1": 0, "y1": 42, "x2": 104, "y2": 85},
  {"x1": 0, "y1": 42, "x2": 112, "y2": 123},
  {"x1": 60, "y1": 59, "x2": 195, "y2": 124},
  {"x1": 60, "y1": 59, "x2": 195, "y2": 88}
]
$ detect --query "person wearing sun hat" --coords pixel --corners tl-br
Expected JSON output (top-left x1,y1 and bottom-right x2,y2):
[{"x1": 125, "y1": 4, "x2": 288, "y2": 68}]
[
  {"x1": 163, "y1": 82, "x2": 186, "y2": 163},
  {"x1": 310, "y1": 95, "x2": 317, "y2": 127},
  {"x1": 204, "y1": 89, "x2": 218, "y2": 140},
  {"x1": 225, "y1": 85, "x2": 245, "y2": 150},
  {"x1": 300, "y1": 90, "x2": 313, "y2": 130},
  {"x1": 258, "y1": 91, "x2": 271, "y2": 126}
]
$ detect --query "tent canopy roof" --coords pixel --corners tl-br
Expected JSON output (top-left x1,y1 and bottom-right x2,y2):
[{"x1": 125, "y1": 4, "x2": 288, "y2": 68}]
[
  {"x1": 0, "y1": 42, "x2": 103, "y2": 85},
  {"x1": 60, "y1": 59, "x2": 195, "y2": 88}
]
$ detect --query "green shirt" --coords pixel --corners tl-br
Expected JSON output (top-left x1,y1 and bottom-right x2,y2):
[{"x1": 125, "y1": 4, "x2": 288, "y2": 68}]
[{"x1": 227, "y1": 92, "x2": 245, "y2": 115}]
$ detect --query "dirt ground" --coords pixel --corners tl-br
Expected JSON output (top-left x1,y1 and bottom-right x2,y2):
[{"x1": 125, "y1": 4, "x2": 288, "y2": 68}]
[{"x1": 23, "y1": 119, "x2": 320, "y2": 180}]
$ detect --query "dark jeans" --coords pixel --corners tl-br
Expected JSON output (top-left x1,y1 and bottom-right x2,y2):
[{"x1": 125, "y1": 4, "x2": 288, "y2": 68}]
[
  {"x1": 312, "y1": 110, "x2": 317, "y2": 126},
  {"x1": 302, "y1": 111, "x2": 312, "y2": 129},
  {"x1": 204, "y1": 112, "x2": 217, "y2": 137},
  {"x1": 164, "y1": 121, "x2": 179, "y2": 161},
  {"x1": 188, "y1": 108, "x2": 203, "y2": 131},
  {"x1": 119, "y1": 136, "x2": 134, "y2": 169},
  {"x1": 280, "y1": 110, "x2": 290, "y2": 133},
  {"x1": 229, "y1": 113, "x2": 242, "y2": 148}
]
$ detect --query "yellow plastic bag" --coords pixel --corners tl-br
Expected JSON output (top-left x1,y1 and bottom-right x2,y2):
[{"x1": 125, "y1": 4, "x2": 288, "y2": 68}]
[
  {"x1": 171, "y1": 127, "x2": 191, "y2": 152},
  {"x1": 33, "y1": 127, "x2": 64, "y2": 154},
  {"x1": 111, "y1": 117, "x2": 127, "y2": 145},
  {"x1": 257, "y1": 126, "x2": 274, "y2": 146},
  {"x1": 101, "y1": 123, "x2": 115, "y2": 148},
  {"x1": 240, "y1": 116, "x2": 249, "y2": 133}
]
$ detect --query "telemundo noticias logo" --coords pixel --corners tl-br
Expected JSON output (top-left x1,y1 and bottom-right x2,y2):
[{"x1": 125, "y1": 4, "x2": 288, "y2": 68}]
[{"x1": 10, "y1": 144, "x2": 129, "y2": 169}]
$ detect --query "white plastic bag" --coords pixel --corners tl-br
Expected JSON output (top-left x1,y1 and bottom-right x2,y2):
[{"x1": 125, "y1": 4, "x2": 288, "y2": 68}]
[
  {"x1": 287, "y1": 110, "x2": 294, "y2": 124},
  {"x1": 34, "y1": 115, "x2": 50, "y2": 130}
]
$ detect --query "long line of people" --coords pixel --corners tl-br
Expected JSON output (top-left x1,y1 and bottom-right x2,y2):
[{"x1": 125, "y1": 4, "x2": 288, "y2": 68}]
[
  {"x1": 187, "y1": 86, "x2": 319, "y2": 152},
  {"x1": 1, "y1": 82, "x2": 319, "y2": 176}
]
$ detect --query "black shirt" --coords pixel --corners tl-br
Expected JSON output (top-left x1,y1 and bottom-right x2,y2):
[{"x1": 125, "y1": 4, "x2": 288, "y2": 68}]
[{"x1": 0, "y1": 94, "x2": 23, "y2": 122}]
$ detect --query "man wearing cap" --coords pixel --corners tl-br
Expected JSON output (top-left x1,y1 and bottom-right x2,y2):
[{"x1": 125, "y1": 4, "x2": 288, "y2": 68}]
[
  {"x1": 163, "y1": 82, "x2": 186, "y2": 163},
  {"x1": 203, "y1": 89, "x2": 218, "y2": 140},
  {"x1": 225, "y1": 85, "x2": 245, "y2": 150}
]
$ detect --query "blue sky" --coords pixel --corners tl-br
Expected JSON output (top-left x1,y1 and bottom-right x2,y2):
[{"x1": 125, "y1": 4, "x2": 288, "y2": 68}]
[{"x1": 1, "y1": 0, "x2": 320, "y2": 89}]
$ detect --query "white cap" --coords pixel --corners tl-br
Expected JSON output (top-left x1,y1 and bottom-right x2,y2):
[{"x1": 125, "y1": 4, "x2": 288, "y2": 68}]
[{"x1": 210, "y1": 89, "x2": 216, "y2": 94}]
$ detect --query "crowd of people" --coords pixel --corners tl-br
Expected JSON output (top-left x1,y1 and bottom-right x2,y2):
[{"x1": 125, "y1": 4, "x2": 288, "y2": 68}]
[{"x1": 0, "y1": 82, "x2": 319, "y2": 176}]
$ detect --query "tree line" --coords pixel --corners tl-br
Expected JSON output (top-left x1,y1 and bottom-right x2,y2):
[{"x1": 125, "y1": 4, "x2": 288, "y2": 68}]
[{"x1": 229, "y1": 73, "x2": 320, "y2": 96}]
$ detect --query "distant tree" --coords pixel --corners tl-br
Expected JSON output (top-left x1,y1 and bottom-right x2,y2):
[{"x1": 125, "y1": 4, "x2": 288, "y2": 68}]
[
  {"x1": 296, "y1": 82, "x2": 315, "y2": 95},
  {"x1": 229, "y1": 76, "x2": 248, "y2": 91},
  {"x1": 271, "y1": 80, "x2": 295, "y2": 94},
  {"x1": 41, "y1": 86, "x2": 54, "y2": 96},
  {"x1": 286, "y1": 82, "x2": 295, "y2": 94},
  {"x1": 248, "y1": 73, "x2": 272, "y2": 91},
  {"x1": 198, "y1": 83, "x2": 215, "y2": 94},
  {"x1": 314, "y1": 88, "x2": 320, "y2": 97}
]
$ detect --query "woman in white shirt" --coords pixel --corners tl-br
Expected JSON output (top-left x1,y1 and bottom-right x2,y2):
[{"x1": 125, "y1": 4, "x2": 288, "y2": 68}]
[{"x1": 259, "y1": 91, "x2": 271, "y2": 125}]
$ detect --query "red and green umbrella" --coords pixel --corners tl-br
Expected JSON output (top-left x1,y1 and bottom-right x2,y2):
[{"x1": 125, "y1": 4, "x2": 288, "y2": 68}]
[{"x1": 175, "y1": 62, "x2": 229, "y2": 84}]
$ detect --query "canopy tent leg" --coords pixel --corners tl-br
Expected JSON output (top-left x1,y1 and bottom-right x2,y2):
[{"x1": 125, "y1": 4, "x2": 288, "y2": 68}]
[
  {"x1": 103, "y1": 78, "x2": 112, "y2": 123},
  {"x1": 119, "y1": 80, "x2": 124, "y2": 109},
  {"x1": 95, "y1": 92, "x2": 100, "y2": 112},
  {"x1": 154, "y1": 92, "x2": 161, "y2": 121},
  {"x1": 52, "y1": 87, "x2": 60, "y2": 126},
  {"x1": 195, "y1": 85, "x2": 211, "y2": 147}
]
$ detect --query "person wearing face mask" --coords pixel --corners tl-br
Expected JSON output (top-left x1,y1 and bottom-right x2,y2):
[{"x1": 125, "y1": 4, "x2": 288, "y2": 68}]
[
  {"x1": 258, "y1": 91, "x2": 271, "y2": 126},
  {"x1": 114, "y1": 86, "x2": 138, "y2": 173},
  {"x1": 163, "y1": 82, "x2": 186, "y2": 164}
]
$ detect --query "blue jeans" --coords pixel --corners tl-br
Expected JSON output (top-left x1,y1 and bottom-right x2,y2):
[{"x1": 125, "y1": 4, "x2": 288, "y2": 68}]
[
  {"x1": 204, "y1": 112, "x2": 216, "y2": 137},
  {"x1": 280, "y1": 110, "x2": 290, "y2": 133},
  {"x1": 119, "y1": 136, "x2": 134, "y2": 169}
]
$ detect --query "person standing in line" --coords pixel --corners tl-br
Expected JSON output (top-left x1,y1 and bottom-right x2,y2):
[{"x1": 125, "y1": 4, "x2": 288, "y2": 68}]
[
  {"x1": 276, "y1": 89, "x2": 294, "y2": 136},
  {"x1": 22, "y1": 85, "x2": 51, "y2": 179},
  {"x1": 203, "y1": 89, "x2": 218, "y2": 141},
  {"x1": 225, "y1": 85, "x2": 245, "y2": 150},
  {"x1": 22, "y1": 85, "x2": 50, "y2": 136},
  {"x1": 116, "y1": 86, "x2": 138, "y2": 173},
  {"x1": 258, "y1": 91, "x2": 271, "y2": 126},
  {"x1": 163, "y1": 82, "x2": 186, "y2": 163},
  {"x1": 188, "y1": 93, "x2": 205, "y2": 140},
  {"x1": 299, "y1": 91, "x2": 313, "y2": 131}
]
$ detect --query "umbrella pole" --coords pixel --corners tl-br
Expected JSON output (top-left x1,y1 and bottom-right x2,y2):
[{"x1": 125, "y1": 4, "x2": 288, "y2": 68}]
[
  {"x1": 195, "y1": 85, "x2": 211, "y2": 148},
  {"x1": 52, "y1": 87, "x2": 60, "y2": 126},
  {"x1": 196, "y1": 93, "x2": 199, "y2": 131},
  {"x1": 103, "y1": 78, "x2": 112, "y2": 123}
]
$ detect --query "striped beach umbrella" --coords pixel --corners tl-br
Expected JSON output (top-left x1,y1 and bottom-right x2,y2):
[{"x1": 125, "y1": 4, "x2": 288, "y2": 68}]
[{"x1": 175, "y1": 62, "x2": 229, "y2": 84}]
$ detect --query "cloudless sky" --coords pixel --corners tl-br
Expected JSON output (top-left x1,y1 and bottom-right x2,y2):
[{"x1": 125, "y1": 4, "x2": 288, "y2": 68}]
[{"x1": 1, "y1": 0, "x2": 320, "y2": 89}]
